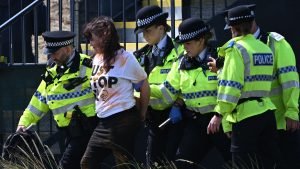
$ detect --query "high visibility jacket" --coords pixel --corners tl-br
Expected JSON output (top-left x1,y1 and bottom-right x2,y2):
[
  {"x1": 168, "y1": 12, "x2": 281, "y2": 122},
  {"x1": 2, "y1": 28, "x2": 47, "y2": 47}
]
[
  {"x1": 18, "y1": 52, "x2": 96, "y2": 127},
  {"x1": 266, "y1": 32, "x2": 299, "y2": 130},
  {"x1": 215, "y1": 34, "x2": 276, "y2": 123},
  {"x1": 151, "y1": 47, "x2": 218, "y2": 114},
  {"x1": 134, "y1": 36, "x2": 184, "y2": 110}
]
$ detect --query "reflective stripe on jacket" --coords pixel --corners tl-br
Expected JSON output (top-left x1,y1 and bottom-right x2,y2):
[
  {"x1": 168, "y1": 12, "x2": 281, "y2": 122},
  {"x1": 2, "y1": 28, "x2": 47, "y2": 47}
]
[
  {"x1": 19, "y1": 53, "x2": 96, "y2": 127},
  {"x1": 215, "y1": 34, "x2": 276, "y2": 123}
]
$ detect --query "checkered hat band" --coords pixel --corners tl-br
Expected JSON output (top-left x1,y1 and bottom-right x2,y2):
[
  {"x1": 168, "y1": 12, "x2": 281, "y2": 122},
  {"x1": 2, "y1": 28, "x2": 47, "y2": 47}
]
[
  {"x1": 229, "y1": 14, "x2": 253, "y2": 21},
  {"x1": 179, "y1": 27, "x2": 208, "y2": 41},
  {"x1": 46, "y1": 39, "x2": 74, "y2": 47},
  {"x1": 137, "y1": 13, "x2": 165, "y2": 27}
]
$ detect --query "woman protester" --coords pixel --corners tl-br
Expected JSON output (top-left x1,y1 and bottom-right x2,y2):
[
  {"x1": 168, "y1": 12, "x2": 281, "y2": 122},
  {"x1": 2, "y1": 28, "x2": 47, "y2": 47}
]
[{"x1": 80, "y1": 16, "x2": 150, "y2": 169}]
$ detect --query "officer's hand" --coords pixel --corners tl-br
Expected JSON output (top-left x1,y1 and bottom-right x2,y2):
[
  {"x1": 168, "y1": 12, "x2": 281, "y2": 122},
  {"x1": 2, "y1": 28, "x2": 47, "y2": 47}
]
[
  {"x1": 207, "y1": 115, "x2": 222, "y2": 134},
  {"x1": 286, "y1": 117, "x2": 300, "y2": 132},
  {"x1": 169, "y1": 106, "x2": 182, "y2": 124},
  {"x1": 16, "y1": 125, "x2": 26, "y2": 132},
  {"x1": 207, "y1": 57, "x2": 218, "y2": 73}
]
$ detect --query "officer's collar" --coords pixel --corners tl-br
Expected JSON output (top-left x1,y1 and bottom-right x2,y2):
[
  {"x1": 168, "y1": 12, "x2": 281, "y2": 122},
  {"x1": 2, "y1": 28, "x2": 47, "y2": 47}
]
[
  {"x1": 197, "y1": 47, "x2": 207, "y2": 62},
  {"x1": 68, "y1": 50, "x2": 81, "y2": 73},
  {"x1": 253, "y1": 27, "x2": 260, "y2": 39},
  {"x1": 150, "y1": 35, "x2": 174, "y2": 58},
  {"x1": 162, "y1": 35, "x2": 175, "y2": 57},
  {"x1": 179, "y1": 48, "x2": 209, "y2": 71},
  {"x1": 256, "y1": 28, "x2": 269, "y2": 44},
  {"x1": 66, "y1": 49, "x2": 76, "y2": 67},
  {"x1": 155, "y1": 34, "x2": 167, "y2": 51}
]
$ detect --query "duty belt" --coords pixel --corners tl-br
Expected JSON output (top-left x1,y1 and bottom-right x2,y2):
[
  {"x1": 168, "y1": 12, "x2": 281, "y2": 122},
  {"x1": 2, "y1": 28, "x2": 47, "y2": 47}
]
[{"x1": 232, "y1": 97, "x2": 263, "y2": 113}]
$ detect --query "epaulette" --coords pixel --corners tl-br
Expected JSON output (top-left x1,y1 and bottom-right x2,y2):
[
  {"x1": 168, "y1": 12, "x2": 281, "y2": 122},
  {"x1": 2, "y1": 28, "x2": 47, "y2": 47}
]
[
  {"x1": 82, "y1": 58, "x2": 93, "y2": 68},
  {"x1": 269, "y1": 32, "x2": 284, "y2": 41},
  {"x1": 133, "y1": 44, "x2": 151, "y2": 58},
  {"x1": 175, "y1": 52, "x2": 185, "y2": 62},
  {"x1": 226, "y1": 41, "x2": 235, "y2": 49}
]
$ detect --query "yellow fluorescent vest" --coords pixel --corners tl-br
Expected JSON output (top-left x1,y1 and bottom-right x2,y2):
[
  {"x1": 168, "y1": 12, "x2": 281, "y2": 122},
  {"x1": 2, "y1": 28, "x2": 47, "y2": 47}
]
[
  {"x1": 18, "y1": 53, "x2": 96, "y2": 127},
  {"x1": 152, "y1": 54, "x2": 218, "y2": 114},
  {"x1": 136, "y1": 38, "x2": 184, "y2": 111},
  {"x1": 151, "y1": 49, "x2": 232, "y2": 132},
  {"x1": 267, "y1": 32, "x2": 299, "y2": 130},
  {"x1": 215, "y1": 34, "x2": 276, "y2": 124}
]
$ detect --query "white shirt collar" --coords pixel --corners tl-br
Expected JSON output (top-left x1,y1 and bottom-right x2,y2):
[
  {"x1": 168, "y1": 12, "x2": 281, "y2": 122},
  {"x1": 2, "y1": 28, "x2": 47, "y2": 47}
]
[
  {"x1": 66, "y1": 49, "x2": 76, "y2": 67},
  {"x1": 155, "y1": 35, "x2": 167, "y2": 50},
  {"x1": 253, "y1": 27, "x2": 260, "y2": 39},
  {"x1": 198, "y1": 48, "x2": 207, "y2": 61}
]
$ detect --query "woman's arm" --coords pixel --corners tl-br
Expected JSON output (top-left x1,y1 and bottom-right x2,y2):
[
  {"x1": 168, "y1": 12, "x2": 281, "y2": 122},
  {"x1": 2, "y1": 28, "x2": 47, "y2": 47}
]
[{"x1": 139, "y1": 79, "x2": 150, "y2": 121}]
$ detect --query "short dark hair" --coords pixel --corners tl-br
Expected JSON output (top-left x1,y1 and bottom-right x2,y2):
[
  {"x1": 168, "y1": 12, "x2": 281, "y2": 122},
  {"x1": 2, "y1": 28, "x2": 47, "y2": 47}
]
[
  {"x1": 232, "y1": 21, "x2": 253, "y2": 36},
  {"x1": 153, "y1": 20, "x2": 171, "y2": 32},
  {"x1": 194, "y1": 31, "x2": 213, "y2": 46}
]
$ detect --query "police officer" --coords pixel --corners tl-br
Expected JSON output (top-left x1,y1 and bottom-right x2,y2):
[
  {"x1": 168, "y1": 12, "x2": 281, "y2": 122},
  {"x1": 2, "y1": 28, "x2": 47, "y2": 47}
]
[
  {"x1": 209, "y1": 4, "x2": 300, "y2": 168},
  {"x1": 242, "y1": 5, "x2": 300, "y2": 169},
  {"x1": 210, "y1": 6, "x2": 283, "y2": 168},
  {"x1": 134, "y1": 5, "x2": 185, "y2": 167},
  {"x1": 152, "y1": 18, "x2": 231, "y2": 169},
  {"x1": 16, "y1": 31, "x2": 97, "y2": 169}
]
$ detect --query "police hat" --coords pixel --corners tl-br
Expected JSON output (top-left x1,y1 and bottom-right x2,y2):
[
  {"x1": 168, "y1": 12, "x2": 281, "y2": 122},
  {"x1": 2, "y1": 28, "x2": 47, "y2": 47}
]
[
  {"x1": 175, "y1": 18, "x2": 210, "y2": 43},
  {"x1": 223, "y1": 4, "x2": 256, "y2": 29},
  {"x1": 134, "y1": 5, "x2": 169, "y2": 34},
  {"x1": 42, "y1": 31, "x2": 76, "y2": 55}
]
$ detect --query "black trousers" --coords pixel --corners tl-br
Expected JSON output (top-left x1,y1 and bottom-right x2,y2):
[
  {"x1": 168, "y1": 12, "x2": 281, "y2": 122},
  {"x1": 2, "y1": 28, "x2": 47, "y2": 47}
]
[
  {"x1": 278, "y1": 129, "x2": 300, "y2": 169},
  {"x1": 146, "y1": 107, "x2": 184, "y2": 167},
  {"x1": 231, "y1": 110, "x2": 282, "y2": 169},
  {"x1": 175, "y1": 112, "x2": 231, "y2": 169},
  {"x1": 59, "y1": 116, "x2": 98, "y2": 169},
  {"x1": 80, "y1": 106, "x2": 141, "y2": 169}
]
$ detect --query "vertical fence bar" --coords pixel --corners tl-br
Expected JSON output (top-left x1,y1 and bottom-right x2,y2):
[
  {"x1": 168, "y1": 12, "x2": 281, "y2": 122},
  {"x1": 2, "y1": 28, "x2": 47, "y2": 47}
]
[
  {"x1": 47, "y1": 0, "x2": 50, "y2": 31},
  {"x1": 70, "y1": 0, "x2": 74, "y2": 32},
  {"x1": 85, "y1": 0, "x2": 89, "y2": 55},
  {"x1": 135, "y1": 0, "x2": 138, "y2": 50},
  {"x1": 98, "y1": 0, "x2": 101, "y2": 16},
  {"x1": 34, "y1": 6, "x2": 39, "y2": 63},
  {"x1": 224, "y1": 0, "x2": 228, "y2": 8},
  {"x1": 199, "y1": 0, "x2": 203, "y2": 19},
  {"x1": 123, "y1": 0, "x2": 126, "y2": 50},
  {"x1": 110, "y1": 0, "x2": 113, "y2": 17},
  {"x1": 73, "y1": 0, "x2": 81, "y2": 51},
  {"x1": 212, "y1": 0, "x2": 215, "y2": 17},
  {"x1": 21, "y1": 0, "x2": 26, "y2": 63},
  {"x1": 59, "y1": 0, "x2": 62, "y2": 30},
  {"x1": 170, "y1": 0, "x2": 175, "y2": 38},
  {"x1": 8, "y1": 0, "x2": 13, "y2": 64}
]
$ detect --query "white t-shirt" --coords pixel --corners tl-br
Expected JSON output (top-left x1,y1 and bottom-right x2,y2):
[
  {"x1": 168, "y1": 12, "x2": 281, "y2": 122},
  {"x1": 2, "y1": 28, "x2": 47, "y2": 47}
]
[{"x1": 90, "y1": 48, "x2": 147, "y2": 118}]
